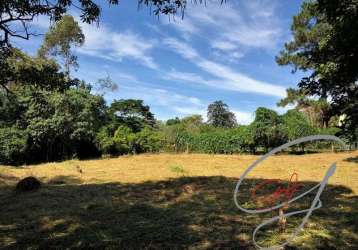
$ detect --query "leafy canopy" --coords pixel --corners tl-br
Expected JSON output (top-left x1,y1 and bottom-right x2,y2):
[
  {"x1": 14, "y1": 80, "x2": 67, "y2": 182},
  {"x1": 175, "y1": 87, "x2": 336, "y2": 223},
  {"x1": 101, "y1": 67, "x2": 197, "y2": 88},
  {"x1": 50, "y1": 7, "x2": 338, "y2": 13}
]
[
  {"x1": 207, "y1": 100, "x2": 237, "y2": 128},
  {"x1": 109, "y1": 99, "x2": 156, "y2": 132},
  {"x1": 38, "y1": 15, "x2": 85, "y2": 77},
  {"x1": 276, "y1": 0, "x2": 358, "y2": 141}
]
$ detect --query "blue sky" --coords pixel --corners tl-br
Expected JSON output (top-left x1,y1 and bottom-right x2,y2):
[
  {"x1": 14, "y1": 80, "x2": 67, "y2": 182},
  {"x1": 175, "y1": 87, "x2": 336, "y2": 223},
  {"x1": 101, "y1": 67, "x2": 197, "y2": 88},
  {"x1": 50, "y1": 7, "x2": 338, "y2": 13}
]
[{"x1": 13, "y1": 0, "x2": 306, "y2": 124}]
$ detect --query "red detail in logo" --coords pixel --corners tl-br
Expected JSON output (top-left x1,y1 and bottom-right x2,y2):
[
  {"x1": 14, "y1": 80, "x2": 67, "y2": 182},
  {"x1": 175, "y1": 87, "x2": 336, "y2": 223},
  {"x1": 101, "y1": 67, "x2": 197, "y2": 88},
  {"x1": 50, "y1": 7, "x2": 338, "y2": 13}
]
[{"x1": 251, "y1": 172, "x2": 303, "y2": 208}]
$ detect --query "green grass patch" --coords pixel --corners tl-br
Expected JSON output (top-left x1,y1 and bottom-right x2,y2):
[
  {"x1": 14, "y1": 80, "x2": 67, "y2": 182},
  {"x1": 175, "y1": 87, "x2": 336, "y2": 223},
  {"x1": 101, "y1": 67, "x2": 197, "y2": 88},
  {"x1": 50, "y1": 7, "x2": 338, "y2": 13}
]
[{"x1": 169, "y1": 164, "x2": 185, "y2": 174}]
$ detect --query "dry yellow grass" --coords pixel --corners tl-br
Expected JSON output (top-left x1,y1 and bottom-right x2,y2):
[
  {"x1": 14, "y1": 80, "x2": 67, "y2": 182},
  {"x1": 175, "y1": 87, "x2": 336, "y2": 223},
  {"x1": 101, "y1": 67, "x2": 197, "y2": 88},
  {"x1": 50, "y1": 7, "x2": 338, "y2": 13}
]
[
  {"x1": 0, "y1": 152, "x2": 357, "y2": 249},
  {"x1": 1, "y1": 151, "x2": 357, "y2": 193}
]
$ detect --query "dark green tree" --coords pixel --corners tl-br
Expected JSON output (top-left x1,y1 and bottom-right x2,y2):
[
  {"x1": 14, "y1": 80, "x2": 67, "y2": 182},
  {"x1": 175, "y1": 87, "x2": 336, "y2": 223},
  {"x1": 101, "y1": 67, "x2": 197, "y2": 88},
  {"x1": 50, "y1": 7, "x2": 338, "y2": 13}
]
[
  {"x1": 5, "y1": 48, "x2": 75, "y2": 91},
  {"x1": 207, "y1": 100, "x2": 237, "y2": 128},
  {"x1": 0, "y1": 84, "x2": 106, "y2": 164},
  {"x1": 108, "y1": 99, "x2": 156, "y2": 132},
  {"x1": 251, "y1": 107, "x2": 285, "y2": 152},
  {"x1": 277, "y1": 0, "x2": 358, "y2": 141},
  {"x1": 0, "y1": 127, "x2": 28, "y2": 165},
  {"x1": 166, "y1": 117, "x2": 181, "y2": 126}
]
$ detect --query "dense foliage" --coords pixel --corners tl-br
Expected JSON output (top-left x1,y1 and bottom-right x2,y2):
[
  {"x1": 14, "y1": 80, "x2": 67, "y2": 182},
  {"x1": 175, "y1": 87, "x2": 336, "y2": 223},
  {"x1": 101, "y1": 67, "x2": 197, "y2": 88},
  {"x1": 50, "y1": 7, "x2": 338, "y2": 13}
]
[
  {"x1": 0, "y1": 44, "x2": 345, "y2": 166},
  {"x1": 1, "y1": 1, "x2": 355, "y2": 166},
  {"x1": 277, "y1": 0, "x2": 358, "y2": 142},
  {"x1": 207, "y1": 100, "x2": 237, "y2": 128}
]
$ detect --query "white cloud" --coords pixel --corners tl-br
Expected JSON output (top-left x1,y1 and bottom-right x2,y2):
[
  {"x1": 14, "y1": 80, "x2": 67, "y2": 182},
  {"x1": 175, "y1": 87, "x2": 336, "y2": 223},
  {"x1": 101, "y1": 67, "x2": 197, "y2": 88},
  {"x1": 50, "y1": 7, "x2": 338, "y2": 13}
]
[
  {"x1": 197, "y1": 59, "x2": 286, "y2": 97},
  {"x1": 173, "y1": 106, "x2": 206, "y2": 116},
  {"x1": 161, "y1": 0, "x2": 283, "y2": 62},
  {"x1": 77, "y1": 23, "x2": 158, "y2": 69},
  {"x1": 272, "y1": 104, "x2": 296, "y2": 114},
  {"x1": 164, "y1": 69, "x2": 208, "y2": 84},
  {"x1": 211, "y1": 40, "x2": 238, "y2": 51},
  {"x1": 163, "y1": 38, "x2": 286, "y2": 97},
  {"x1": 163, "y1": 37, "x2": 199, "y2": 59},
  {"x1": 161, "y1": 17, "x2": 199, "y2": 38},
  {"x1": 111, "y1": 71, "x2": 139, "y2": 83},
  {"x1": 187, "y1": 0, "x2": 282, "y2": 50},
  {"x1": 107, "y1": 84, "x2": 205, "y2": 117},
  {"x1": 232, "y1": 110, "x2": 254, "y2": 125}
]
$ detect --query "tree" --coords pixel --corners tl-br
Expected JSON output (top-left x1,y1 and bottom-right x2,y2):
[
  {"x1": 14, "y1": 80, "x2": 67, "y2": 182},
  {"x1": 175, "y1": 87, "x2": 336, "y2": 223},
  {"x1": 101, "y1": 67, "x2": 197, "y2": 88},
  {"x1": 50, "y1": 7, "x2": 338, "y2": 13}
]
[
  {"x1": 251, "y1": 107, "x2": 285, "y2": 152},
  {"x1": 282, "y1": 109, "x2": 316, "y2": 151},
  {"x1": 0, "y1": 127, "x2": 28, "y2": 166},
  {"x1": 93, "y1": 75, "x2": 118, "y2": 94},
  {"x1": 5, "y1": 48, "x2": 75, "y2": 91},
  {"x1": 113, "y1": 125, "x2": 136, "y2": 154},
  {"x1": 181, "y1": 115, "x2": 204, "y2": 133},
  {"x1": 135, "y1": 127, "x2": 162, "y2": 153},
  {"x1": 108, "y1": 99, "x2": 155, "y2": 132},
  {"x1": 207, "y1": 100, "x2": 237, "y2": 128},
  {"x1": 38, "y1": 15, "x2": 84, "y2": 77},
  {"x1": 278, "y1": 88, "x2": 331, "y2": 128},
  {"x1": 0, "y1": 84, "x2": 106, "y2": 164},
  {"x1": 276, "y1": 0, "x2": 358, "y2": 141},
  {"x1": 166, "y1": 117, "x2": 180, "y2": 126}
]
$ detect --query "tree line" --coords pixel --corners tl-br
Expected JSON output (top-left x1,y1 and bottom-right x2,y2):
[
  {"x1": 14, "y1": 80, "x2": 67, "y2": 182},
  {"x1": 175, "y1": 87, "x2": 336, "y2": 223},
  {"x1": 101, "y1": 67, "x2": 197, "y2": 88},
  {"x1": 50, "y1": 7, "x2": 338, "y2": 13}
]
[
  {"x1": 1, "y1": 1, "x2": 357, "y2": 165},
  {"x1": 0, "y1": 62, "x2": 340, "y2": 166}
]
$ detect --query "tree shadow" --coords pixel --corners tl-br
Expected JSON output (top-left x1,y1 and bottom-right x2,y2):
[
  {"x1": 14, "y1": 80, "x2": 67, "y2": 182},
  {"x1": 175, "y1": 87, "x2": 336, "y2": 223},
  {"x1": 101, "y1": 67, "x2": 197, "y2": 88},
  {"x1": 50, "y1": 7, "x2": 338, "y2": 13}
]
[
  {"x1": 344, "y1": 156, "x2": 358, "y2": 163},
  {"x1": 0, "y1": 176, "x2": 356, "y2": 249},
  {"x1": 47, "y1": 175, "x2": 84, "y2": 185}
]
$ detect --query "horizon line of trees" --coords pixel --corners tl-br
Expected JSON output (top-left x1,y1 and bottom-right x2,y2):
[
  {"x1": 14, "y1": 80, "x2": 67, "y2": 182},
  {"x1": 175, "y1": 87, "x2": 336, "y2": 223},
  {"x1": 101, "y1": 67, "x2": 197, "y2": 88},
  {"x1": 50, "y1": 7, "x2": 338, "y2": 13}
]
[
  {"x1": 0, "y1": 72, "x2": 343, "y2": 166},
  {"x1": 1, "y1": 1, "x2": 357, "y2": 166}
]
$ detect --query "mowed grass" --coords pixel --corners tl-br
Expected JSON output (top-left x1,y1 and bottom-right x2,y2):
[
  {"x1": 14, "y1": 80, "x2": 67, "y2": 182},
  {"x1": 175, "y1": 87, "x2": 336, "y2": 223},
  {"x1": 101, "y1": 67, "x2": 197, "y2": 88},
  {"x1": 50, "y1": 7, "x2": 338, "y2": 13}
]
[{"x1": 0, "y1": 151, "x2": 357, "y2": 249}]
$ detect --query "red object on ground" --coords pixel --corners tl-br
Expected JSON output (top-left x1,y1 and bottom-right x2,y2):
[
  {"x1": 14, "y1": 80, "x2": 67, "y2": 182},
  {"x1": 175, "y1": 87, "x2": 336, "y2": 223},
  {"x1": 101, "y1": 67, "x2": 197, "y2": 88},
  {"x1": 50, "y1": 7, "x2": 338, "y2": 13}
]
[{"x1": 251, "y1": 172, "x2": 303, "y2": 208}]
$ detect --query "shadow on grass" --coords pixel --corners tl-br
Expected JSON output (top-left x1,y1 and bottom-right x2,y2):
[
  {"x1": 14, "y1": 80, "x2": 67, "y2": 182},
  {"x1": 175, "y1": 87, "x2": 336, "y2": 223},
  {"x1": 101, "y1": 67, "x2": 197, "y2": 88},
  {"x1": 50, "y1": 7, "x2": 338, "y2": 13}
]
[
  {"x1": 345, "y1": 156, "x2": 358, "y2": 163},
  {"x1": 0, "y1": 176, "x2": 357, "y2": 249}
]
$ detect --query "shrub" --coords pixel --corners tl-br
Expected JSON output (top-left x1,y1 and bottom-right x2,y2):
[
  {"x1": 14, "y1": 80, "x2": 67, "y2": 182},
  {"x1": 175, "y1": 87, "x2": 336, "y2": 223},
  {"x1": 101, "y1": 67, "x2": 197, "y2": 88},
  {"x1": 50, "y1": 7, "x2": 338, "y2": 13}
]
[
  {"x1": 113, "y1": 125, "x2": 135, "y2": 154},
  {"x1": 135, "y1": 127, "x2": 163, "y2": 153},
  {"x1": 96, "y1": 126, "x2": 118, "y2": 155},
  {"x1": 15, "y1": 176, "x2": 41, "y2": 192},
  {"x1": 0, "y1": 127, "x2": 28, "y2": 166}
]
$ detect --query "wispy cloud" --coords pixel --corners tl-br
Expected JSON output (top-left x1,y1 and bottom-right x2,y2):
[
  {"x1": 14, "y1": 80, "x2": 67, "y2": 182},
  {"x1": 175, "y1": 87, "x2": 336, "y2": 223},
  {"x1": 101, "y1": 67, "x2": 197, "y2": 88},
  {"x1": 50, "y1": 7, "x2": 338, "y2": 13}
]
[
  {"x1": 172, "y1": 106, "x2": 206, "y2": 116},
  {"x1": 105, "y1": 83, "x2": 205, "y2": 118},
  {"x1": 160, "y1": 17, "x2": 199, "y2": 40},
  {"x1": 164, "y1": 69, "x2": 208, "y2": 84},
  {"x1": 162, "y1": 0, "x2": 283, "y2": 62},
  {"x1": 163, "y1": 38, "x2": 286, "y2": 97},
  {"x1": 190, "y1": 1, "x2": 282, "y2": 48},
  {"x1": 77, "y1": 23, "x2": 158, "y2": 69},
  {"x1": 163, "y1": 37, "x2": 199, "y2": 59},
  {"x1": 211, "y1": 40, "x2": 238, "y2": 51}
]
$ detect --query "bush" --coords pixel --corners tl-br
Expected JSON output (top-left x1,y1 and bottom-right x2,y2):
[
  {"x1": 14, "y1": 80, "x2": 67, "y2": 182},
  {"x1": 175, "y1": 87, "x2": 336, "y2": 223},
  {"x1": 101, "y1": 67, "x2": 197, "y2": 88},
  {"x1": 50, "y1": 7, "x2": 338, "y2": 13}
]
[
  {"x1": 15, "y1": 176, "x2": 41, "y2": 192},
  {"x1": 0, "y1": 127, "x2": 28, "y2": 166},
  {"x1": 135, "y1": 127, "x2": 163, "y2": 153},
  {"x1": 113, "y1": 125, "x2": 135, "y2": 154},
  {"x1": 96, "y1": 126, "x2": 118, "y2": 155}
]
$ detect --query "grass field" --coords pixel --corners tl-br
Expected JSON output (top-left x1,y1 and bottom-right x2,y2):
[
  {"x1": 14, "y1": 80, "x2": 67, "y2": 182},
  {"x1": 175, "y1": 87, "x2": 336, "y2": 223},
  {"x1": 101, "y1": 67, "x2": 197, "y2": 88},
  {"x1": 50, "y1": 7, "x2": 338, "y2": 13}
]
[{"x1": 0, "y1": 152, "x2": 357, "y2": 249}]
